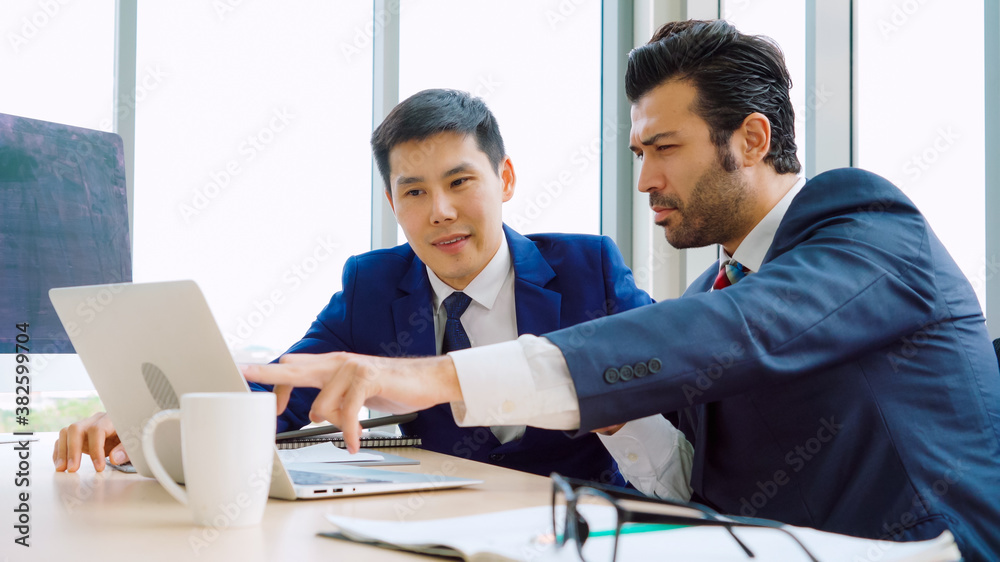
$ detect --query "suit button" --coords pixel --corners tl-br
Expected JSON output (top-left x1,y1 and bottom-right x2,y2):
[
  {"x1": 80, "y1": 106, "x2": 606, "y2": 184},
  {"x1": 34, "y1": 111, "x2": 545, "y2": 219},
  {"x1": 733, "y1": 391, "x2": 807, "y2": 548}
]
[
  {"x1": 603, "y1": 368, "x2": 620, "y2": 384},
  {"x1": 634, "y1": 362, "x2": 648, "y2": 378},
  {"x1": 648, "y1": 358, "x2": 662, "y2": 373},
  {"x1": 619, "y1": 365, "x2": 634, "y2": 381},
  {"x1": 489, "y1": 454, "x2": 505, "y2": 462}
]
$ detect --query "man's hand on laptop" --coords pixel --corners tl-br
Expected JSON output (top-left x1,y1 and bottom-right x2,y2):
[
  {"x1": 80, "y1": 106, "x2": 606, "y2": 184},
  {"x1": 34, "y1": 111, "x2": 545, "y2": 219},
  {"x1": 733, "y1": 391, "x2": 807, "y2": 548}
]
[
  {"x1": 53, "y1": 412, "x2": 128, "y2": 472},
  {"x1": 241, "y1": 352, "x2": 463, "y2": 453}
]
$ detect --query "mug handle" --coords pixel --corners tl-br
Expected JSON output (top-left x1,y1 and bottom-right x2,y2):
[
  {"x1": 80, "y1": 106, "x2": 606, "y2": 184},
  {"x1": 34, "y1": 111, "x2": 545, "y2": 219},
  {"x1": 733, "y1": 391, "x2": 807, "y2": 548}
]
[{"x1": 142, "y1": 409, "x2": 188, "y2": 505}]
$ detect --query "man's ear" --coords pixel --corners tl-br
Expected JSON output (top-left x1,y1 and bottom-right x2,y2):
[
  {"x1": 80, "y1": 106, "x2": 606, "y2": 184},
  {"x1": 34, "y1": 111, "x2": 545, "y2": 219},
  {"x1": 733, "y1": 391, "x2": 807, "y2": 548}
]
[
  {"x1": 500, "y1": 156, "x2": 516, "y2": 203},
  {"x1": 384, "y1": 189, "x2": 396, "y2": 215},
  {"x1": 734, "y1": 112, "x2": 772, "y2": 167}
]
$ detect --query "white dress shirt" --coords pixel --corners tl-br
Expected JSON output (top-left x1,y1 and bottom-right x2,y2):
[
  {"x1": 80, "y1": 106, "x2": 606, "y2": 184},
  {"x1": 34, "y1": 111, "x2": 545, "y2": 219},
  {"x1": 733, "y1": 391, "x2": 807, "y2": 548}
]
[
  {"x1": 449, "y1": 176, "x2": 806, "y2": 499},
  {"x1": 722, "y1": 176, "x2": 807, "y2": 272},
  {"x1": 426, "y1": 237, "x2": 525, "y2": 444}
]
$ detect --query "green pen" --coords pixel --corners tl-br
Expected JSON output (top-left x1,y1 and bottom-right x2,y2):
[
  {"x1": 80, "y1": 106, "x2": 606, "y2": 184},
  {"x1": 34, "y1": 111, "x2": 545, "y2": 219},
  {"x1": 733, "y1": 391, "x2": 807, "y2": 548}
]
[
  {"x1": 542, "y1": 523, "x2": 690, "y2": 543},
  {"x1": 586, "y1": 523, "x2": 690, "y2": 538}
]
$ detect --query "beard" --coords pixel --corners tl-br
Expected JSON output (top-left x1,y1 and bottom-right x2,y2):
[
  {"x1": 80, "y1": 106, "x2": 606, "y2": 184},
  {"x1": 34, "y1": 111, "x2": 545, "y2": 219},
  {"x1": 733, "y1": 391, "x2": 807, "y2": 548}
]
[{"x1": 650, "y1": 148, "x2": 755, "y2": 250}]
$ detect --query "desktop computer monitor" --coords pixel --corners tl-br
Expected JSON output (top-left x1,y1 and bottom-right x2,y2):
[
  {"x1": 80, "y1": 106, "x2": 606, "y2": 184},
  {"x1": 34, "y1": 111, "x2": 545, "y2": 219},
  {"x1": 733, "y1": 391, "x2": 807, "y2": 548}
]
[{"x1": 0, "y1": 113, "x2": 131, "y2": 353}]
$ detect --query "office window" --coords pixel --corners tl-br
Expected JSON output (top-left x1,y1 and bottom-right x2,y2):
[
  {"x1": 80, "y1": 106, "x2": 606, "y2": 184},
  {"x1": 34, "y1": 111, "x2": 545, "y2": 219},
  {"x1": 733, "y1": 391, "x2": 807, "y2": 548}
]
[
  {"x1": 0, "y1": 1, "x2": 116, "y2": 431},
  {"x1": 133, "y1": 1, "x2": 374, "y2": 364},
  {"x1": 855, "y1": 1, "x2": 986, "y2": 310},
  {"x1": 0, "y1": 0, "x2": 115, "y2": 130},
  {"x1": 398, "y1": 0, "x2": 602, "y2": 238},
  {"x1": 723, "y1": 0, "x2": 808, "y2": 174}
]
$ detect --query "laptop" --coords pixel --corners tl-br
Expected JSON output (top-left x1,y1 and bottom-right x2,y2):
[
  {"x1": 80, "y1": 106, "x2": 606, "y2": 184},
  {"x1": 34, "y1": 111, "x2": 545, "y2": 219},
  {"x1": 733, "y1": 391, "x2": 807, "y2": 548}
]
[{"x1": 49, "y1": 280, "x2": 482, "y2": 500}]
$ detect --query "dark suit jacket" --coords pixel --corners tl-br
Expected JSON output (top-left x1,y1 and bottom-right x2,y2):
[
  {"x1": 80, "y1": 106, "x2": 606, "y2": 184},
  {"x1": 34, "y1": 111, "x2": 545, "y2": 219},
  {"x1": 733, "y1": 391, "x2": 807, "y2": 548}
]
[
  {"x1": 257, "y1": 224, "x2": 653, "y2": 483},
  {"x1": 545, "y1": 168, "x2": 1000, "y2": 560}
]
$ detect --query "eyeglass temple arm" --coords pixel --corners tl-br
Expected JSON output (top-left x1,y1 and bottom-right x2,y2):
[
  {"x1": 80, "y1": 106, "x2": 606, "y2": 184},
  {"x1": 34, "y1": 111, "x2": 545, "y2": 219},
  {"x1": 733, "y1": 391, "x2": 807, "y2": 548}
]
[
  {"x1": 725, "y1": 515, "x2": 821, "y2": 562},
  {"x1": 757, "y1": 525, "x2": 821, "y2": 562},
  {"x1": 623, "y1": 512, "x2": 820, "y2": 562},
  {"x1": 624, "y1": 512, "x2": 754, "y2": 558}
]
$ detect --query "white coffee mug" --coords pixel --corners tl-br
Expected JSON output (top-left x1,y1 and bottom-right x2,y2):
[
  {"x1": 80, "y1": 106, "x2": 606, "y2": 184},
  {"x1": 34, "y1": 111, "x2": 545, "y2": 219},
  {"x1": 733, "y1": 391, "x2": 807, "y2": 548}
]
[{"x1": 142, "y1": 392, "x2": 275, "y2": 527}]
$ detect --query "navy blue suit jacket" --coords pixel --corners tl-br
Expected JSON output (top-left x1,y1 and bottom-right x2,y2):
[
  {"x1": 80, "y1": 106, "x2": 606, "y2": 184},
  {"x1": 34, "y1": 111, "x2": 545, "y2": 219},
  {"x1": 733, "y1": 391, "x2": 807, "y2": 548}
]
[
  {"x1": 545, "y1": 169, "x2": 1000, "y2": 560},
  {"x1": 260, "y1": 225, "x2": 653, "y2": 483}
]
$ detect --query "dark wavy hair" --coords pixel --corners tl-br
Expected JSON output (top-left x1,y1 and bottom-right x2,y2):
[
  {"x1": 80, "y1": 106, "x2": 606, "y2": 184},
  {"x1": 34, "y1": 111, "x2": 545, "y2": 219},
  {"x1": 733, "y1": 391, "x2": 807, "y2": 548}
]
[
  {"x1": 371, "y1": 89, "x2": 506, "y2": 192},
  {"x1": 625, "y1": 20, "x2": 800, "y2": 174}
]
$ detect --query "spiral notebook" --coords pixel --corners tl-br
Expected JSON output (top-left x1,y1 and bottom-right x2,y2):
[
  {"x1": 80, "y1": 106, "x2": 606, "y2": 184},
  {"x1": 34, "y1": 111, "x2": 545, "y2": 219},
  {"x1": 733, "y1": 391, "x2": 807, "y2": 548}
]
[{"x1": 277, "y1": 430, "x2": 422, "y2": 450}]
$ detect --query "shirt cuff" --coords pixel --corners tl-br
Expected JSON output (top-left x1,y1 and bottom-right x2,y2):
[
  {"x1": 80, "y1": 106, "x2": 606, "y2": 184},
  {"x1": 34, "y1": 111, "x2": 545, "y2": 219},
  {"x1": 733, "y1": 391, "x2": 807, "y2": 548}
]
[
  {"x1": 598, "y1": 414, "x2": 693, "y2": 502},
  {"x1": 449, "y1": 334, "x2": 580, "y2": 430}
]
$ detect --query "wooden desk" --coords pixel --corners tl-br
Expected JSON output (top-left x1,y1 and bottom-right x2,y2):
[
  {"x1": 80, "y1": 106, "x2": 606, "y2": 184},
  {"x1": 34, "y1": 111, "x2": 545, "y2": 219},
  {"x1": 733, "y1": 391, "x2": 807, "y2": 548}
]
[{"x1": 1, "y1": 433, "x2": 551, "y2": 561}]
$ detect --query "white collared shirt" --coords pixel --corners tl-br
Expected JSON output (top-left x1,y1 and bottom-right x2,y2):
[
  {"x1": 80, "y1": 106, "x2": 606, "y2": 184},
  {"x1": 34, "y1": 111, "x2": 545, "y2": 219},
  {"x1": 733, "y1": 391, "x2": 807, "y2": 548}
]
[
  {"x1": 426, "y1": 237, "x2": 525, "y2": 444},
  {"x1": 448, "y1": 176, "x2": 806, "y2": 500},
  {"x1": 724, "y1": 176, "x2": 806, "y2": 273}
]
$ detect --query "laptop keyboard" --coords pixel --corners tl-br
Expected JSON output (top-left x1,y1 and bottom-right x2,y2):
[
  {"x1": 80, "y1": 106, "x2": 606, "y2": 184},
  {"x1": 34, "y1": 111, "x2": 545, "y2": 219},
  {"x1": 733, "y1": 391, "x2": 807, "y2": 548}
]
[{"x1": 287, "y1": 470, "x2": 391, "y2": 486}]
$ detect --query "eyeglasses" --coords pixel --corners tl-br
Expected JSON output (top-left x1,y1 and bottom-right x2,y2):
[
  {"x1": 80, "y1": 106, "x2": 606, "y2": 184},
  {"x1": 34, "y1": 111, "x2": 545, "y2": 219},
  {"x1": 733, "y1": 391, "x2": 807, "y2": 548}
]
[{"x1": 549, "y1": 473, "x2": 819, "y2": 562}]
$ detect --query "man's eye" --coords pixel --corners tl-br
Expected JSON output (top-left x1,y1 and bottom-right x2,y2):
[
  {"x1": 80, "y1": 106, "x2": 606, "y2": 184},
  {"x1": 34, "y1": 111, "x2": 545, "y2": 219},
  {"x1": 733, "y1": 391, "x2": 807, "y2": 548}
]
[
  {"x1": 405, "y1": 189, "x2": 423, "y2": 197},
  {"x1": 657, "y1": 144, "x2": 676, "y2": 151},
  {"x1": 451, "y1": 177, "x2": 469, "y2": 187}
]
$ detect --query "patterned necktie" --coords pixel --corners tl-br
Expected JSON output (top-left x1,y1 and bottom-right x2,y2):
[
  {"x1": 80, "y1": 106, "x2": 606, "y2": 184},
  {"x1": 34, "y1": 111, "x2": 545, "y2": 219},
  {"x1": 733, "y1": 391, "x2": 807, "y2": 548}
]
[
  {"x1": 713, "y1": 259, "x2": 750, "y2": 290},
  {"x1": 441, "y1": 292, "x2": 473, "y2": 353}
]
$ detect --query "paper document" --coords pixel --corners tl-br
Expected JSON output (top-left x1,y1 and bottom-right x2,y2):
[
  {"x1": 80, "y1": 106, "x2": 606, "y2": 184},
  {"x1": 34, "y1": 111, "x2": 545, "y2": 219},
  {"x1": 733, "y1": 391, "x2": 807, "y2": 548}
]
[
  {"x1": 324, "y1": 505, "x2": 962, "y2": 562},
  {"x1": 277, "y1": 442, "x2": 383, "y2": 464}
]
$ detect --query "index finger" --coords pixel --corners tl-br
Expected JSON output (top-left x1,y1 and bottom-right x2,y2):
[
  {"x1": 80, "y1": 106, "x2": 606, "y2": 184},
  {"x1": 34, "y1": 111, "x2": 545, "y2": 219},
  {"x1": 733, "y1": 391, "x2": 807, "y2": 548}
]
[
  {"x1": 240, "y1": 363, "x2": 311, "y2": 387},
  {"x1": 272, "y1": 384, "x2": 292, "y2": 414},
  {"x1": 338, "y1": 390, "x2": 367, "y2": 454}
]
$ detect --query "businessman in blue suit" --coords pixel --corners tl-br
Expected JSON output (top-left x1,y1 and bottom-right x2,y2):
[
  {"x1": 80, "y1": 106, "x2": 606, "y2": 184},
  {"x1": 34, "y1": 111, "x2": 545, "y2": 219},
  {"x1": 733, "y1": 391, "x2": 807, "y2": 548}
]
[
  {"x1": 247, "y1": 21, "x2": 1000, "y2": 560},
  {"x1": 55, "y1": 88, "x2": 666, "y2": 485},
  {"x1": 254, "y1": 89, "x2": 658, "y2": 482}
]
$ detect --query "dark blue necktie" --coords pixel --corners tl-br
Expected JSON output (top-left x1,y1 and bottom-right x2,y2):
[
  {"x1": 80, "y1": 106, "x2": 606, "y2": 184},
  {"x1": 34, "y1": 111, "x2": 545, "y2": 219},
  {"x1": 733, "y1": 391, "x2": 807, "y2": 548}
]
[{"x1": 441, "y1": 292, "x2": 473, "y2": 353}]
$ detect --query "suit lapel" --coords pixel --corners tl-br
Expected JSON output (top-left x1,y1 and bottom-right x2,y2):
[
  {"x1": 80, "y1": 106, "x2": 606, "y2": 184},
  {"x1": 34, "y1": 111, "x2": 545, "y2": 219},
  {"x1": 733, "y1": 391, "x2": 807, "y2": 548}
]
[
  {"x1": 390, "y1": 252, "x2": 437, "y2": 357},
  {"x1": 506, "y1": 225, "x2": 562, "y2": 336},
  {"x1": 685, "y1": 263, "x2": 716, "y2": 500},
  {"x1": 690, "y1": 405, "x2": 708, "y2": 496}
]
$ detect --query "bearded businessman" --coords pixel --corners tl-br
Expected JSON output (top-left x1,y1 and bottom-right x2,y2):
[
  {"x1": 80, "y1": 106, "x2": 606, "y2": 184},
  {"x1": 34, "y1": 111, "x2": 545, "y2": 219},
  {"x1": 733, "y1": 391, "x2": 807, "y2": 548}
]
[{"x1": 245, "y1": 21, "x2": 1000, "y2": 560}]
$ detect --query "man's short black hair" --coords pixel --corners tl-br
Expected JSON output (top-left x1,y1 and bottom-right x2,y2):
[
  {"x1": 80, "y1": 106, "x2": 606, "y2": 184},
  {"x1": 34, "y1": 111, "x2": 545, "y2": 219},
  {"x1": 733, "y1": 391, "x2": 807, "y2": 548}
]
[
  {"x1": 371, "y1": 89, "x2": 506, "y2": 192},
  {"x1": 625, "y1": 20, "x2": 801, "y2": 175}
]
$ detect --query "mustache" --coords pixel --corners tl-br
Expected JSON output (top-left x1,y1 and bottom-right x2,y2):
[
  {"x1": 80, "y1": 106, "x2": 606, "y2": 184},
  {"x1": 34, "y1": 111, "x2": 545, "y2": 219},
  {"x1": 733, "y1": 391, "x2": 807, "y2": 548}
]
[{"x1": 649, "y1": 193, "x2": 681, "y2": 210}]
